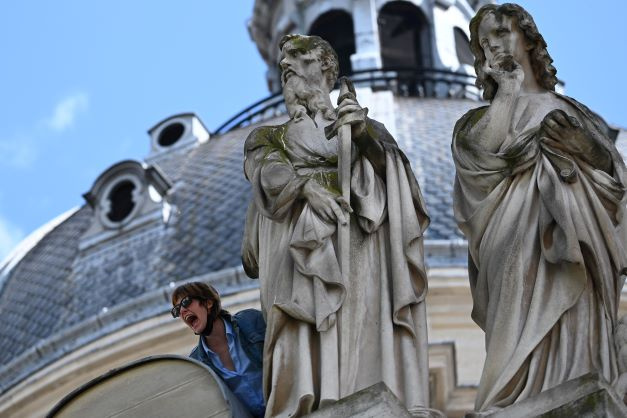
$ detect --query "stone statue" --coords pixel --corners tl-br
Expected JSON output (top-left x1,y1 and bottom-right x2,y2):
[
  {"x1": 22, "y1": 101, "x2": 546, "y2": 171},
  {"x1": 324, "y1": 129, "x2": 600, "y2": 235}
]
[
  {"x1": 242, "y1": 34, "x2": 431, "y2": 417},
  {"x1": 616, "y1": 315, "x2": 627, "y2": 395},
  {"x1": 452, "y1": 3, "x2": 627, "y2": 413}
]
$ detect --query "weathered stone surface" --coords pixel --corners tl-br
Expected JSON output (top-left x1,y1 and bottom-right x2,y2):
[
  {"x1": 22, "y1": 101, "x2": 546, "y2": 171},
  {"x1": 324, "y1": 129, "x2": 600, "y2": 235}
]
[
  {"x1": 453, "y1": 3, "x2": 627, "y2": 412},
  {"x1": 305, "y1": 382, "x2": 412, "y2": 418},
  {"x1": 466, "y1": 373, "x2": 627, "y2": 418},
  {"x1": 49, "y1": 355, "x2": 251, "y2": 418},
  {"x1": 304, "y1": 382, "x2": 448, "y2": 418}
]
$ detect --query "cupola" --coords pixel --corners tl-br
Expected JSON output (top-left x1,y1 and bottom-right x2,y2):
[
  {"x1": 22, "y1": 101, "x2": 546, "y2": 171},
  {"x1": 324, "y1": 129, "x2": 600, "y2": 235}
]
[{"x1": 249, "y1": 0, "x2": 488, "y2": 94}]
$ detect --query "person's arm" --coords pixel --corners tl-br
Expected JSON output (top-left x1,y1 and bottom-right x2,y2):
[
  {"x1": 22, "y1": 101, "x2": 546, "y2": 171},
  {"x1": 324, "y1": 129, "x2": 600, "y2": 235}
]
[{"x1": 468, "y1": 59, "x2": 524, "y2": 153}]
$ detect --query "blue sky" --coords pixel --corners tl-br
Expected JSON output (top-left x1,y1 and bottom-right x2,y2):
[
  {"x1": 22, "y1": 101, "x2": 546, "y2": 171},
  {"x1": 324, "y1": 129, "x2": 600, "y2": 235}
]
[{"x1": 0, "y1": 1, "x2": 625, "y2": 260}]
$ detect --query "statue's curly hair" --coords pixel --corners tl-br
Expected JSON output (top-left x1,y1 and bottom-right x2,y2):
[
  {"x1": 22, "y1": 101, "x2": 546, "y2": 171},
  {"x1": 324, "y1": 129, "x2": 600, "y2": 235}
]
[
  {"x1": 279, "y1": 34, "x2": 339, "y2": 89},
  {"x1": 469, "y1": 3, "x2": 557, "y2": 101}
]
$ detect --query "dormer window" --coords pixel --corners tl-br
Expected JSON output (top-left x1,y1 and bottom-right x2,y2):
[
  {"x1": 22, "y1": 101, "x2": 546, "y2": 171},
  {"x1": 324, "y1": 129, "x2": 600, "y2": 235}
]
[
  {"x1": 147, "y1": 113, "x2": 210, "y2": 161},
  {"x1": 157, "y1": 122, "x2": 186, "y2": 147},
  {"x1": 98, "y1": 176, "x2": 143, "y2": 228},
  {"x1": 87, "y1": 169, "x2": 146, "y2": 230},
  {"x1": 80, "y1": 161, "x2": 172, "y2": 249}
]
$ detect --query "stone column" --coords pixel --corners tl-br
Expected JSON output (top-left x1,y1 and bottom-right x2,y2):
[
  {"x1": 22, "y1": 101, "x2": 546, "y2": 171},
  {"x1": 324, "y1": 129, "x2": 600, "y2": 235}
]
[{"x1": 350, "y1": 0, "x2": 382, "y2": 70}]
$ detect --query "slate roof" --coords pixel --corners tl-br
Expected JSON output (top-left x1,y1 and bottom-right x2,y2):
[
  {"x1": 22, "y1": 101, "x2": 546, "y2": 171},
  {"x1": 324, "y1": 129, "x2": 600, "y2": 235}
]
[
  {"x1": 393, "y1": 98, "x2": 476, "y2": 241},
  {"x1": 0, "y1": 206, "x2": 93, "y2": 364}
]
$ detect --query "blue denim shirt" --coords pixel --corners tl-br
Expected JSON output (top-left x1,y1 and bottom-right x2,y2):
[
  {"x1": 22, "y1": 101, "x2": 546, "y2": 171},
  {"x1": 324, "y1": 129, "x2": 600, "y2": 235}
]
[
  {"x1": 190, "y1": 309, "x2": 266, "y2": 418},
  {"x1": 201, "y1": 319, "x2": 264, "y2": 417}
]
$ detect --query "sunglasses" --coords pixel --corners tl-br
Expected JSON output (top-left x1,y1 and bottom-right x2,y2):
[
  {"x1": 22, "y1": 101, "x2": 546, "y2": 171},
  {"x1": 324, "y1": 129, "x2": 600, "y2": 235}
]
[{"x1": 171, "y1": 296, "x2": 195, "y2": 318}]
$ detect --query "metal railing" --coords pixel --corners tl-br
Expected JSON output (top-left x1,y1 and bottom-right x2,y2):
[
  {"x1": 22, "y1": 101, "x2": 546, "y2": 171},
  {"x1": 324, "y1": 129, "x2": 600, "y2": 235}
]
[{"x1": 212, "y1": 67, "x2": 479, "y2": 135}]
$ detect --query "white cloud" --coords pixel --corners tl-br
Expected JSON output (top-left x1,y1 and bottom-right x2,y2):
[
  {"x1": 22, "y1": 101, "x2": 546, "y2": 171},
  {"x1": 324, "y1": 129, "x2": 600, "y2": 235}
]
[
  {"x1": 0, "y1": 91, "x2": 89, "y2": 169},
  {"x1": 0, "y1": 215, "x2": 24, "y2": 264},
  {"x1": 0, "y1": 137, "x2": 37, "y2": 168},
  {"x1": 47, "y1": 92, "x2": 89, "y2": 132}
]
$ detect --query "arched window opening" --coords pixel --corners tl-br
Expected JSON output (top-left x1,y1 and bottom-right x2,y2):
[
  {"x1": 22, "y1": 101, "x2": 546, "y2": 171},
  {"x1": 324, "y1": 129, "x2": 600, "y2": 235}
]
[
  {"x1": 454, "y1": 27, "x2": 474, "y2": 66},
  {"x1": 308, "y1": 10, "x2": 356, "y2": 77},
  {"x1": 378, "y1": 1, "x2": 430, "y2": 69},
  {"x1": 107, "y1": 180, "x2": 136, "y2": 223}
]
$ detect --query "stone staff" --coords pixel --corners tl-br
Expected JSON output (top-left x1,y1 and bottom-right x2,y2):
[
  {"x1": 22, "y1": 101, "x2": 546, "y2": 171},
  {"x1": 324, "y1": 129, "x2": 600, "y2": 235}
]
[
  {"x1": 325, "y1": 77, "x2": 368, "y2": 390},
  {"x1": 325, "y1": 77, "x2": 358, "y2": 305}
]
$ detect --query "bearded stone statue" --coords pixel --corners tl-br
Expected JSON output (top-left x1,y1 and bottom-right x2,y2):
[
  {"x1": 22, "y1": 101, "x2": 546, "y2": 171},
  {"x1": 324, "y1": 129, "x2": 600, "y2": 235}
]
[{"x1": 242, "y1": 34, "x2": 432, "y2": 417}]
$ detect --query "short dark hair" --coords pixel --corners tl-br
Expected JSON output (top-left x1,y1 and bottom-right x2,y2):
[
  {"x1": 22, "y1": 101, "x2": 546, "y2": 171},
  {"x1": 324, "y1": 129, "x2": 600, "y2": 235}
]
[
  {"x1": 469, "y1": 3, "x2": 557, "y2": 101},
  {"x1": 171, "y1": 281, "x2": 224, "y2": 314},
  {"x1": 279, "y1": 34, "x2": 339, "y2": 88}
]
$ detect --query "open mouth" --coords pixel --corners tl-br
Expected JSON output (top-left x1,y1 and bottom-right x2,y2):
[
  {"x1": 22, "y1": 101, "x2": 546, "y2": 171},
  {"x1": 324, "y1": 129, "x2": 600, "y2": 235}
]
[{"x1": 184, "y1": 313, "x2": 199, "y2": 328}]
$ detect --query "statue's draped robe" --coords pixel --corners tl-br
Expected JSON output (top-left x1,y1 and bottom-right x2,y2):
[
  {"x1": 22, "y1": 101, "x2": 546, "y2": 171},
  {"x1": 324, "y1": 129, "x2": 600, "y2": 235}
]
[
  {"x1": 452, "y1": 92, "x2": 627, "y2": 411},
  {"x1": 242, "y1": 116, "x2": 430, "y2": 417}
]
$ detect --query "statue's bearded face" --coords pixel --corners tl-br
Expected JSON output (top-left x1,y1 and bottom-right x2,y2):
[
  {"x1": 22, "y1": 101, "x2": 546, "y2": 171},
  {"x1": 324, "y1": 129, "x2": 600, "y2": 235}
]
[
  {"x1": 279, "y1": 36, "x2": 336, "y2": 120},
  {"x1": 478, "y1": 13, "x2": 530, "y2": 71},
  {"x1": 280, "y1": 41, "x2": 325, "y2": 89},
  {"x1": 280, "y1": 40, "x2": 328, "y2": 119}
]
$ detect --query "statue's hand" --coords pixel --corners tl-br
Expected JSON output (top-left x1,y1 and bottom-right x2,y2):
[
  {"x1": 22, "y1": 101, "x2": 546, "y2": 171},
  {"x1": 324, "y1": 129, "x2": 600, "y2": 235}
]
[
  {"x1": 483, "y1": 55, "x2": 524, "y2": 94},
  {"x1": 539, "y1": 109, "x2": 611, "y2": 171},
  {"x1": 302, "y1": 179, "x2": 352, "y2": 225},
  {"x1": 335, "y1": 92, "x2": 367, "y2": 139},
  {"x1": 288, "y1": 104, "x2": 308, "y2": 123}
]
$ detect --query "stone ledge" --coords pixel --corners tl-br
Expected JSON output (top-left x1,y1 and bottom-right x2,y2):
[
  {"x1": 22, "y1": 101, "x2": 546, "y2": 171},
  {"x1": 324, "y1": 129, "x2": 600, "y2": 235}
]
[
  {"x1": 468, "y1": 373, "x2": 627, "y2": 418},
  {"x1": 304, "y1": 382, "x2": 445, "y2": 418},
  {"x1": 304, "y1": 382, "x2": 413, "y2": 418}
]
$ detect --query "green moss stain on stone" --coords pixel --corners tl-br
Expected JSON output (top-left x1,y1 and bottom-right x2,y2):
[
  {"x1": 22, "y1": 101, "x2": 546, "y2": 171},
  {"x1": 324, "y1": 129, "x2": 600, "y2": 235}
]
[
  {"x1": 308, "y1": 171, "x2": 340, "y2": 195},
  {"x1": 256, "y1": 124, "x2": 290, "y2": 165},
  {"x1": 541, "y1": 390, "x2": 605, "y2": 418},
  {"x1": 467, "y1": 106, "x2": 488, "y2": 128},
  {"x1": 283, "y1": 35, "x2": 318, "y2": 54},
  {"x1": 254, "y1": 120, "x2": 341, "y2": 194}
]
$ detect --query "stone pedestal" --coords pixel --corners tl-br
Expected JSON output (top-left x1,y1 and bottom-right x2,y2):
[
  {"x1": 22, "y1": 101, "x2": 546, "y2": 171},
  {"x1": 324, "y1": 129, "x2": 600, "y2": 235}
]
[
  {"x1": 467, "y1": 373, "x2": 627, "y2": 418},
  {"x1": 303, "y1": 382, "x2": 445, "y2": 418}
]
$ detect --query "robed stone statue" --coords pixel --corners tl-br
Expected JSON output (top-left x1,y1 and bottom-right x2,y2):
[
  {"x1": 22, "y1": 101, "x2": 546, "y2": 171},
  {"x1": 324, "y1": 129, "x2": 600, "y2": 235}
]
[
  {"x1": 452, "y1": 3, "x2": 627, "y2": 413},
  {"x1": 242, "y1": 35, "x2": 431, "y2": 417}
]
